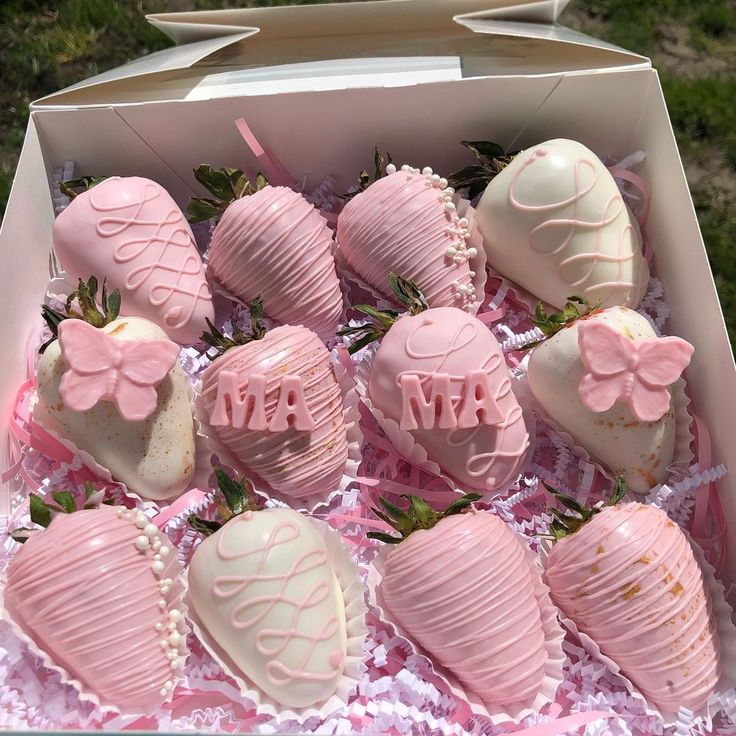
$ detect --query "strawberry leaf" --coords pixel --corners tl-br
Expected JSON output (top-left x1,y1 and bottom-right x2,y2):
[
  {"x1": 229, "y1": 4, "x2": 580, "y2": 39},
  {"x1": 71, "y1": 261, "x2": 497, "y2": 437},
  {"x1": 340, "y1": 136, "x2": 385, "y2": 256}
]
[
  {"x1": 448, "y1": 140, "x2": 517, "y2": 198},
  {"x1": 366, "y1": 531, "x2": 403, "y2": 544},
  {"x1": 187, "y1": 515, "x2": 222, "y2": 537},
  {"x1": 529, "y1": 296, "x2": 601, "y2": 342},
  {"x1": 29, "y1": 494, "x2": 52, "y2": 528},
  {"x1": 51, "y1": 491, "x2": 76, "y2": 514},
  {"x1": 9, "y1": 527, "x2": 34, "y2": 544}
]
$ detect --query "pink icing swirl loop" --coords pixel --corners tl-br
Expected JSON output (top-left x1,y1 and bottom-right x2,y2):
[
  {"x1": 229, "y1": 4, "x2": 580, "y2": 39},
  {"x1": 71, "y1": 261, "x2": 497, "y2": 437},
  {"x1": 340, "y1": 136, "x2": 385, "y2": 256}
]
[
  {"x1": 509, "y1": 154, "x2": 647, "y2": 307},
  {"x1": 90, "y1": 181, "x2": 212, "y2": 331},
  {"x1": 213, "y1": 518, "x2": 342, "y2": 687}
]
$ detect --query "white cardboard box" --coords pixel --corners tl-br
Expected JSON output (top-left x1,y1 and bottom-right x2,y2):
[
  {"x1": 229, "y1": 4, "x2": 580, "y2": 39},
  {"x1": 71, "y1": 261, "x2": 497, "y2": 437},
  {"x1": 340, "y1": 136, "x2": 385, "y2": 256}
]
[{"x1": 1, "y1": 1, "x2": 733, "y2": 571}]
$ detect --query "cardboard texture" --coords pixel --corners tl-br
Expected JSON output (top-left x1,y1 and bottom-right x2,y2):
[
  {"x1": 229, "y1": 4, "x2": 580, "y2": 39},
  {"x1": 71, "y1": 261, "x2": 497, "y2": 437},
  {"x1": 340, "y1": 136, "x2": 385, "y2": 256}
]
[{"x1": 1, "y1": 0, "x2": 733, "y2": 582}]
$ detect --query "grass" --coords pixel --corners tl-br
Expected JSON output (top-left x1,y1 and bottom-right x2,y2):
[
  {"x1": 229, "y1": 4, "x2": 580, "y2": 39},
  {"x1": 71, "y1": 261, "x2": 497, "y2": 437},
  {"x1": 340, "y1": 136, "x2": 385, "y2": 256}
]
[{"x1": 0, "y1": 0, "x2": 734, "y2": 338}]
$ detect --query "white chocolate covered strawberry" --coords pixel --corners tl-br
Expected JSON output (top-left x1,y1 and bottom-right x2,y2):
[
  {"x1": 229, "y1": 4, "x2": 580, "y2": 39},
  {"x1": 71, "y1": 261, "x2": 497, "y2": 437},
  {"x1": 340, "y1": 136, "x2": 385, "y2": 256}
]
[
  {"x1": 198, "y1": 301, "x2": 349, "y2": 505},
  {"x1": 450, "y1": 139, "x2": 649, "y2": 309},
  {"x1": 544, "y1": 480, "x2": 720, "y2": 714},
  {"x1": 337, "y1": 162, "x2": 485, "y2": 312},
  {"x1": 5, "y1": 492, "x2": 189, "y2": 713},
  {"x1": 187, "y1": 470, "x2": 350, "y2": 709},
  {"x1": 35, "y1": 279, "x2": 196, "y2": 501},
  {"x1": 342, "y1": 276, "x2": 528, "y2": 494},
  {"x1": 191, "y1": 166, "x2": 343, "y2": 341},
  {"x1": 527, "y1": 300, "x2": 693, "y2": 493},
  {"x1": 53, "y1": 176, "x2": 213, "y2": 345},
  {"x1": 372, "y1": 494, "x2": 552, "y2": 709}
]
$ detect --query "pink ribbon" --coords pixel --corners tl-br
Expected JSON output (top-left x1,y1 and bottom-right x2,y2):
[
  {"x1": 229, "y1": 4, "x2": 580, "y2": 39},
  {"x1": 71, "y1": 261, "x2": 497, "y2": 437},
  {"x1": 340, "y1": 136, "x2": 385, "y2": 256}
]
[
  {"x1": 153, "y1": 488, "x2": 209, "y2": 529},
  {"x1": 234, "y1": 118, "x2": 295, "y2": 188},
  {"x1": 608, "y1": 164, "x2": 653, "y2": 264},
  {"x1": 477, "y1": 307, "x2": 505, "y2": 326},
  {"x1": 507, "y1": 711, "x2": 617, "y2": 735},
  {"x1": 689, "y1": 413, "x2": 728, "y2": 576}
]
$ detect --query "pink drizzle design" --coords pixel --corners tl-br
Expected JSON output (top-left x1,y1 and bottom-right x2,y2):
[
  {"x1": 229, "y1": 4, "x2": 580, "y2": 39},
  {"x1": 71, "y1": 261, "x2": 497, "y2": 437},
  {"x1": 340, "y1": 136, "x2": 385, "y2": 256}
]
[
  {"x1": 546, "y1": 503, "x2": 720, "y2": 712},
  {"x1": 4, "y1": 505, "x2": 187, "y2": 713},
  {"x1": 58, "y1": 319, "x2": 180, "y2": 422},
  {"x1": 208, "y1": 186, "x2": 343, "y2": 341},
  {"x1": 577, "y1": 320, "x2": 694, "y2": 422},
  {"x1": 381, "y1": 511, "x2": 547, "y2": 706},
  {"x1": 369, "y1": 308, "x2": 529, "y2": 492},
  {"x1": 337, "y1": 166, "x2": 481, "y2": 311},
  {"x1": 52, "y1": 176, "x2": 213, "y2": 344},
  {"x1": 213, "y1": 512, "x2": 343, "y2": 687},
  {"x1": 509, "y1": 148, "x2": 648, "y2": 307},
  {"x1": 200, "y1": 325, "x2": 348, "y2": 500}
]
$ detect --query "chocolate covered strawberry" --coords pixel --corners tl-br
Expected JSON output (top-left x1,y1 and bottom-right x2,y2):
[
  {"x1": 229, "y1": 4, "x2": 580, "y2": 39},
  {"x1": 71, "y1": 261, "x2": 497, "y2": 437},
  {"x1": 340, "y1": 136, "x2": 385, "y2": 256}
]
[
  {"x1": 449, "y1": 139, "x2": 649, "y2": 309},
  {"x1": 544, "y1": 479, "x2": 720, "y2": 713},
  {"x1": 337, "y1": 160, "x2": 485, "y2": 312},
  {"x1": 5, "y1": 488, "x2": 189, "y2": 713},
  {"x1": 190, "y1": 166, "x2": 343, "y2": 341},
  {"x1": 187, "y1": 469, "x2": 350, "y2": 709},
  {"x1": 198, "y1": 300, "x2": 350, "y2": 505},
  {"x1": 341, "y1": 275, "x2": 528, "y2": 494},
  {"x1": 35, "y1": 278, "x2": 196, "y2": 501},
  {"x1": 54, "y1": 175, "x2": 213, "y2": 345},
  {"x1": 372, "y1": 494, "x2": 550, "y2": 708},
  {"x1": 526, "y1": 299, "x2": 693, "y2": 493}
]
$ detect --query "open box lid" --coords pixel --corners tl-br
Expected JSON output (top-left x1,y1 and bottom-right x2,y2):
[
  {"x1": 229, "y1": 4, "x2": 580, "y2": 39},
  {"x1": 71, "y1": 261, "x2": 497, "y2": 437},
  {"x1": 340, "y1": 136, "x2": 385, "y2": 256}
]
[{"x1": 33, "y1": 0, "x2": 649, "y2": 109}]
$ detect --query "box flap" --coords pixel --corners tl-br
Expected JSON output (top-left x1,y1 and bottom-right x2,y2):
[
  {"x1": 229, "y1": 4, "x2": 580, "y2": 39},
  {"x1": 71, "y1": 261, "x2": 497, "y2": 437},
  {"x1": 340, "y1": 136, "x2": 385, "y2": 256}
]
[{"x1": 33, "y1": 0, "x2": 648, "y2": 108}]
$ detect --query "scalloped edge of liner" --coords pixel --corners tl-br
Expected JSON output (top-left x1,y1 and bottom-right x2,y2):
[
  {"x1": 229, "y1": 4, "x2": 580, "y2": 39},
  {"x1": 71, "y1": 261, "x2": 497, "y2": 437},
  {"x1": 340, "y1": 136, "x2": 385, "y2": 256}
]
[
  {"x1": 0, "y1": 524, "x2": 190, "y2": 716},
  {"x1": 539, "y1": 528, "x2": 736, "y2": 728},
  {"x1": 183, "y1": 516, "x2": 368, "y2": 726},
  {"x1": 366, "y1": 522, "x2": 566, "y2": 724},
  {"x1": 335, "y1": 194, "x2": 487, "y2": 317},
  {"x1": 353, "y1": 343, "x2": 531, "y2": 500},
  {"x1": 192, "y1": 348, "x2": 363, "y2": 514}
]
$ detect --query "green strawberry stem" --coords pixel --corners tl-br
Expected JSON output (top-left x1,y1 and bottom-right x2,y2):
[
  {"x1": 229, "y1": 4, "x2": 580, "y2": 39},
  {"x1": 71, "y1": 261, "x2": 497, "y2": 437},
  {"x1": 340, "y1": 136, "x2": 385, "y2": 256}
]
[
  {"x1": 521, "y1": 295, "x2": 603, "y2": 350},
  {"x1": 544, "y1": 476, "x2": 629, "y2": 542},
  {"x1": 59, "y1": 175, "x2": 108, "y2": 200},
  {"x1": 187, "y1": 164, "x2": 269, "y2": 223},
  {"x1": 39, "y1": 276, "x2": 122, "y2": 354},
  {"x1": 340, "y1": 147, "x2": 393, "y2": 200},
  {"x1": 447, "y1": 140, "x2": 519, "y2": 200},
  {"x1": 367, "y1": 492, "x2": 481, "y2": 544},
  {"x1": 338, "y1": 273, "x2": 428, "y2": 354},
  {"x1": 9, "y1": 482, "x2": 111, "y2": 543},
  {"x1": 200, "y1": 297, "x2": 266, "y2": 358},
  {"x1": 188, "y1": 467, "x2": 259, "y2": 537}
]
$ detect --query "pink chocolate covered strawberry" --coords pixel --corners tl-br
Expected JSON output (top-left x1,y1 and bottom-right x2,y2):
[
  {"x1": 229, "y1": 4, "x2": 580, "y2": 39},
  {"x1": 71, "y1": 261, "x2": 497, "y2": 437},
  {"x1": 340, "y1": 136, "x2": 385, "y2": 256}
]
[
  {"x1": 337, "y1": 162, "x2": 485, "y2": 313},
  {"x1": 4, "y1": 489, "x2": 188, "y2": 713},
  {"x1": 198, "y1": 300, "x2": 350, "y2": 505},
  {"x1": 342, "y1": 276, "x2": 528, "y2": 494},
  {"x1": 190, "y1": 166, "x2": 343, "y2": 341},
  {"x1": 54, "y1": 176, "x2": 214, "y2": 345},
  {"x1": 544, "y1": 479, "x2": 720, "y2": 714},
  {"x1": 373, "y1": 494, "x2": 552, "y2": 709}
]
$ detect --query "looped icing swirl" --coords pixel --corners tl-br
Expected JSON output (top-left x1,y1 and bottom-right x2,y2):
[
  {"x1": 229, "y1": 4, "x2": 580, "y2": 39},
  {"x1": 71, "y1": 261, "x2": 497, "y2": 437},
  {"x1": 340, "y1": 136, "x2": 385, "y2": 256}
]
[
  {"x1": 402, "y1": 319, "x2": 528, "y2": 484},
  {"x1": 91, "y1": 181, "x2": 211, "y2": 330},
  {"x1": 213, "y1": 515, "x2": 343, "y2": 687},
  {"x1": 509, "y1": 149, "x2": 646, "y2": 305}
]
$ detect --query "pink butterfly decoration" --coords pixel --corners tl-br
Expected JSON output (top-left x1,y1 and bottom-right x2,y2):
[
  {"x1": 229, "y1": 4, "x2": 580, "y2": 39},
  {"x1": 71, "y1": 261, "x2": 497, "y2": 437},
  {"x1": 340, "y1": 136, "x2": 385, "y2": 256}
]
[
  {"x1": 58, "y1": 320, "x2": 181, "y2": 422},
  {"x1": 577, "y1": 320, "x2": 694, "y2": 423}
]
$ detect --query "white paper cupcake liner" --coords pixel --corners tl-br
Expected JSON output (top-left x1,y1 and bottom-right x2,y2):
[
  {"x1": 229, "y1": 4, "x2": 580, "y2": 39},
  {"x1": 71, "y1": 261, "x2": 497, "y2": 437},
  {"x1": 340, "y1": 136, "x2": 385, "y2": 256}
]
[
  {"x1": 353, "y1": 344, "x2": 531, "y2": 499},
  {"x1": 336, "y1": 193, "x2": 487, "y2": 317},
  {"x1": 539, "y1": 531, "x2": 736, "y2": 728},
  {"x1": 193, "y1": 349, "x2": 363, "y2": 513},
  {"x1": 527, "y1": 375, "x2": 695, "y2": 497},
  {"x1": 366, "y1": 530, "x2": 565, "y2": 723},
  {"x1": 184, "y1": 516, "x2": 367, "y2": 726},
  {"x1": 0, "y1": 523, "x2": 190, "y2": 716}
]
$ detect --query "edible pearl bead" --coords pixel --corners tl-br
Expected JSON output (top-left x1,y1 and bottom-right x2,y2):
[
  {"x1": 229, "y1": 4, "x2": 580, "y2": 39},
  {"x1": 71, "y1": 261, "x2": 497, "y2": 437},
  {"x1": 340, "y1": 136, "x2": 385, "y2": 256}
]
[
  {"x1": 167, "y1": 650, "x2": 177, "y2": 661},
  {"x1": 468, "y1": 247, "x2": 477, "y2": 257},
  {"x1": 170, "y1": 659, "x2": 180, "y2": 670},
  {"x1": 135, "y1": 514, "x2": 148, "y2": 529},
  {"x1": 159, "y1": 688, "x2": 168, "y2": 697},
  {"x1": 144, "y1": 523, "x2": 158, "y2": 538},
  {"x1": 158, "y1": 599, "x2": 167, "y2": 609},
  {"x1": 155, "y1": 623, "x2": 164, "y2": 632},
  {"x1": 160, "y1": 640, "x2": 168, "y2": 649},
  {"x1": 154, "y1": 553, "x2": 162, "y2": 561},
  {"x1": 168, "y1": 621, "x2": 177, "y2": 632},
  {"x1": 446, "y1": 247, "x2": 456, "y2": 257},
  {"x1": 386, "y1": 163, "x2": 396, "y2": 174},
  {"x1": 439, "y1": 177, "x2": 448, "y2": 188},
  {"x1": 422, "y1": 166, "x2": 433, "y2": 176},
  {"x1": 168, "y1": 609, "x2": 182, "y2": 622},
  {"x1": 165, "y1": 680, "x2": 173, "y2": 690},
  {"x1": 135, "y1": 536, "x2": 150, "y2": 550},
  {"x1": 152, "y1": 560, "x2": 165, "y2": 575},
  {"x1": 445, "y1": 201, "x2": 456, "y2": 211},
  {"x1": 159, "y1": 546, "x2": 170, "y2": 557},
  {"x1": 169, "y1": 632, "x2": 181, "y2": 646}
]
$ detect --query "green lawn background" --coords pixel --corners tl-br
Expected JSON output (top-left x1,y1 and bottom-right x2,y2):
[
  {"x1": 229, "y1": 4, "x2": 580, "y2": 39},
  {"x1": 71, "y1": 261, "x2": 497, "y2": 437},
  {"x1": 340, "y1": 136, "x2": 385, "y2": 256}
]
[{"x1": 0, "y1": 0, "x2": 734, "y2": 339}]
